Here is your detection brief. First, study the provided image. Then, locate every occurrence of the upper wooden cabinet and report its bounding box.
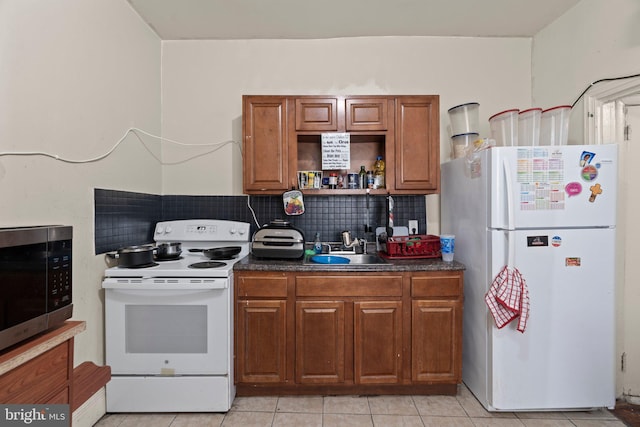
[295,98,338,131]
[395,96,440,192]
[242,95,440,195]
[346,98,388,131]
[242,96,289,192]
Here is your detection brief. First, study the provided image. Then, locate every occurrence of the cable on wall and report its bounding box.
[246,195,261,229]
[571,72,640,108]
[0,127,242,164]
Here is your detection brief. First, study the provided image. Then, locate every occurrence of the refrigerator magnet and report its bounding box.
[565,257,581,267]
[581,164,598,181]
[551,236,562,247]
[527,236,548,247]
[580,151,595,166]
[565,182,582,197]
[589,183,603,202]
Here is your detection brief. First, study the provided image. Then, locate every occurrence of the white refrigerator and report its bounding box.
[441,144,617,411]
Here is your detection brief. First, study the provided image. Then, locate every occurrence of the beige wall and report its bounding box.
[0,0,161,370]
[532,0,640,401]
[161,36,532,231]
[161,37,532,193]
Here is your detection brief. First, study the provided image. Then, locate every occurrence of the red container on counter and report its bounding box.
[382,234,441,259]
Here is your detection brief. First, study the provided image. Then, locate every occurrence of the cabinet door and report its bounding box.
[346,98,388,131]
[0,342,70,403]
[295,301,345,384]
[243,96,289,192]
[412,300,462,383]
[236,300,287,383]
[394,96,440,192]
[295,98,338,131]
[354,301,402,384]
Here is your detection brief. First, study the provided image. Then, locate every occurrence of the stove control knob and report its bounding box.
[155,226,164,234]
[229,228,237,235]
[238,229,246,235]
[165,226,173,234]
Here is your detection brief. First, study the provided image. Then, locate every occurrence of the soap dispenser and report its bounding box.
[313,233,323,254]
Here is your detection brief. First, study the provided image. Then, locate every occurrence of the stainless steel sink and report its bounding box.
[304,253,387,265]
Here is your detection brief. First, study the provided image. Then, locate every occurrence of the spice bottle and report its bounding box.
[366,171,375,189]
[329,173,338,189]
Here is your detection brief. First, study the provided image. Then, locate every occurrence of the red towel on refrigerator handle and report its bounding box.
[485,265,530,333]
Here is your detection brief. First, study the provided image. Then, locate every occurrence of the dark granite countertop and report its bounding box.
[234,253,465,273]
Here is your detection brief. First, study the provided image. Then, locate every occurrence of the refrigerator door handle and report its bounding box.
[503,158,515,231]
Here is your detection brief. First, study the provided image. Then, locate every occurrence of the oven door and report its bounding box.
[105,285,229,375]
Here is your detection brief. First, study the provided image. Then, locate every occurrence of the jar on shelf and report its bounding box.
[366,171,375,189]
[373,156,385,189]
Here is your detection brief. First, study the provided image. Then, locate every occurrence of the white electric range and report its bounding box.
[102,219,251,413]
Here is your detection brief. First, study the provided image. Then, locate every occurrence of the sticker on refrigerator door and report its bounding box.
[527,235,548,247]
[581,165,598,181]
[580,151,595,167]
[551,236,562,247]
[565,182,582,197]
[565,257,581,267]
[588,183,603,203]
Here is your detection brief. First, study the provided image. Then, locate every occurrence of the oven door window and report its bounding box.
[125,305,207,354]
[105,289,229,375]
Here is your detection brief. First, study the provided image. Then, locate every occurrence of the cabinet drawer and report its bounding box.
[411,274,462,298]
[296,275,402,297]
[0,342,69,403]
[346,98,388,131]
[237,275,288,298]
[295,98,338,131]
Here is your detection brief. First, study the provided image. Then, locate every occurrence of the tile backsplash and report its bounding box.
[95,188,427,254]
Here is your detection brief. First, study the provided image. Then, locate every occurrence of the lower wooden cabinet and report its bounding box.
[234,270,463,395]
[236,300,288,383]
[354,301,402,385]
[296,301,345,384]
[0,342,70,404]
[411,300,462,383]
[235,273,289,384]
[0,321,87,405]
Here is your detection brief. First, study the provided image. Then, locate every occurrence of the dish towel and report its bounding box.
[485,266,530,333]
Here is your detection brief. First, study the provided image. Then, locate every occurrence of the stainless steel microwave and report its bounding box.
[0,225,73,352]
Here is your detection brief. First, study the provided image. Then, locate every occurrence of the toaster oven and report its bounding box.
[251,219,305,259]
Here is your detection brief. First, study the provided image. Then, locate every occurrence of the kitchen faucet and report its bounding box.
[341,231,367,254]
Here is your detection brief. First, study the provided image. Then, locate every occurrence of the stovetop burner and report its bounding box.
[188,261,228,269]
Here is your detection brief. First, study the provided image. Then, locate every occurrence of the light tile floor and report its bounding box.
[94,385,627,427]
